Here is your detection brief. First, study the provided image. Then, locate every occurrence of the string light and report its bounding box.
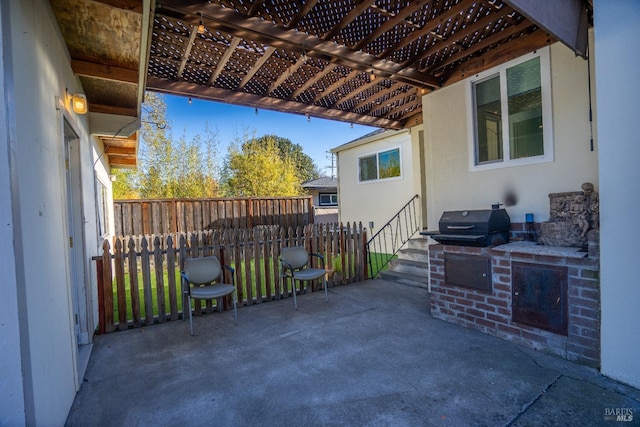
[255,107,259,115]
[306,113,310,123]
[188,94,192,104]
[197,13,205,34]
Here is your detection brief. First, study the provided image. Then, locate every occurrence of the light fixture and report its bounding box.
[188,94,192,104]
[420,88,427,95]
[197,13,205,34]
[306,113,310,123]
[67,91,87,114]
[301,50,308,64]
[369,72,376,82]
[255,107,259,115]
[350,123,354,129]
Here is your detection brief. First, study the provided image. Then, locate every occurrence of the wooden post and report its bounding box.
[96,258,105,335]
[101,240,115,333]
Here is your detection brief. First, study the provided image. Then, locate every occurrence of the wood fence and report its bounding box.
[113,196,314,236]
[94,223,367,334]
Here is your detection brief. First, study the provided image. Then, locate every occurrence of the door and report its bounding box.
[63,121,90,348]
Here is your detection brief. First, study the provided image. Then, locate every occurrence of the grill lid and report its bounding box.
[438,209,511,235]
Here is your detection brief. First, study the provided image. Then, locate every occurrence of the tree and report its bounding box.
[221,137,303,197]
[112,92,220,199]
[243,135,321,183]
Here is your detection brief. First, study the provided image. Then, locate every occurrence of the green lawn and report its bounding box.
[111,253,380,324]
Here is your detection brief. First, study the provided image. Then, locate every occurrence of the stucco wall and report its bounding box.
[0,3,27,424]
[335,129,420,235]
[3,0,103,423]
[422,43,598,229]
[595,0,640,389]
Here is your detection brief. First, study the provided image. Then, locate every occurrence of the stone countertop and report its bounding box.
[492,241,588,259]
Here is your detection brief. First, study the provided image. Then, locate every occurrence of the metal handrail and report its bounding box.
[366,195,420,279]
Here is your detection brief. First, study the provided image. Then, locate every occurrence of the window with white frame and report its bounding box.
[319,193,338,206]
[358,147,401,182]
[470,49,553,170]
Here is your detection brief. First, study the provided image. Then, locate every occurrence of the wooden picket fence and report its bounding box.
[94,222,367,334]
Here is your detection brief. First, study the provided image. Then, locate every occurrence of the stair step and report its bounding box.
[378,270,428,289]
[397,248,429,263]
[407,237,432,251]
[388,258,429,276]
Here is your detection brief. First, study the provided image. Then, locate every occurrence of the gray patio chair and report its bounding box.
[181,256,237,335]
[280,246,332,310]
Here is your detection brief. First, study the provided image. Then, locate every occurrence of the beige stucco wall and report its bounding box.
[1,0,108,423]
[422,42,598,229]
[335,128,422,235]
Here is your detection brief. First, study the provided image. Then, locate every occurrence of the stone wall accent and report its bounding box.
[429,240,600,368]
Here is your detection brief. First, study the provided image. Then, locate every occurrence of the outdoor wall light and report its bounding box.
[67,90,87,114]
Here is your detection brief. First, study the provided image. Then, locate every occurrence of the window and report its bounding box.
[95,178,111,238]
[319,193,338,206]
[470,49,552,169]
[358,148,401,182]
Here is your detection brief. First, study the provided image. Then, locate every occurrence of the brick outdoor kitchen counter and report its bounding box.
[429,230,600,368]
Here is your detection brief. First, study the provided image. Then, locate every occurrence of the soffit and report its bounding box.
[50,0,145,167]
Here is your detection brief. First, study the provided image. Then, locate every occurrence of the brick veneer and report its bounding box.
[429,229,600,368]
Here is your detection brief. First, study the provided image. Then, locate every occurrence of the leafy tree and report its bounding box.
[112,92,220,199]
[243,135,321,183]
[221,137,303,197]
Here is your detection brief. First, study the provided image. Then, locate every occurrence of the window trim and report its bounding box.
[95,176,111,239]
[467,47,554,171]
[319,192,338,206]
[357,146,403,183]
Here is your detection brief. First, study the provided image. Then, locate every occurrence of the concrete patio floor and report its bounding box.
[66,280,640,426]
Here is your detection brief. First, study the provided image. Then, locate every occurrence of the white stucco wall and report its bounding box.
[1,0,105,423]
[0,3,27,424]
[422,42,598,228]
[334,128,421,235]
[595,0,640,389]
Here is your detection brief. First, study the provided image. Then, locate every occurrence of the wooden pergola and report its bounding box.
[50,0,591,166]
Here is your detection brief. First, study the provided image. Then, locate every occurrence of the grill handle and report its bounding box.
[447,225,475,230]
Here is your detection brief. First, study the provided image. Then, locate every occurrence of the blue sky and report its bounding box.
[163,94,377,176]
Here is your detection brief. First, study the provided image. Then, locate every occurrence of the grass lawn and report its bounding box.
[111,253,393,324]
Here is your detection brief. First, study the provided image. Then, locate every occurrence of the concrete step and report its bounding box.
[407,236,432,251]
[388,258,429,276]
[378,270,428,289]
[397,247,429,263]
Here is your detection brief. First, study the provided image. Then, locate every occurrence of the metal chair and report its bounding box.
[280,246,332,309]
[181,256,237,335]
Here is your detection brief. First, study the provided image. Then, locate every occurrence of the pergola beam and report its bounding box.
[238,46,277,90]
[289,63,338,100]
[71,60,138,84]
[157,3,440,88]
[147,76,404,129]
[208,37,241,85]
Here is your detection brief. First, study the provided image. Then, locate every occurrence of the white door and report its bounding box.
[64,121,90,347]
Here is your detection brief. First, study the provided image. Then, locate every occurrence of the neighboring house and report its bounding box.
[302,176,339,224]
[331,127,426,235]
[302,176,338,207]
